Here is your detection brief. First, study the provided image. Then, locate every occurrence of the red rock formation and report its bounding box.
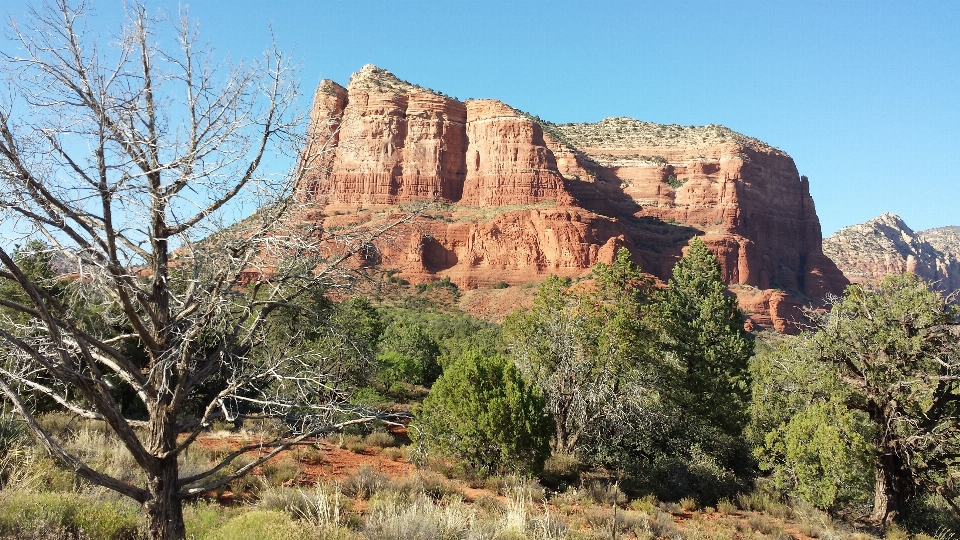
[300,66,849,331]
[304,66,568,211]
[460,100,572,207]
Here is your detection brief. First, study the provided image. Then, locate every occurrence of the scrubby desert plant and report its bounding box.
[0,491,143,540]
[412,350,552,475]
[342,464,388,500]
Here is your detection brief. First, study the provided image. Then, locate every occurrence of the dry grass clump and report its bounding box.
[362,492,475,540]
[342,464,388,500]
[261,456,301,485]
[363,431,398,450]
[256,483,353,528]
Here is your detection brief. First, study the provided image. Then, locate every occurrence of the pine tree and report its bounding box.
[658,238,754,437]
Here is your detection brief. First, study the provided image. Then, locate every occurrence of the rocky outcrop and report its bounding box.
[303,65,568,210]
[823,214,960,295]
[301,65,849,331]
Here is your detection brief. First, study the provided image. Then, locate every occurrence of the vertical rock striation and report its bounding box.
[300,66,849,331]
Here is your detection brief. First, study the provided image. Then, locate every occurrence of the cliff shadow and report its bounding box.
[623,216,705,280]
[560,160,644,219]
[421,235,458,272]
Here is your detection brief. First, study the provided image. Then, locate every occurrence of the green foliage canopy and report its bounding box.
[657,238,754,437]
[412,350,552,475]
[503,248,652,453]
[752,273,960,525]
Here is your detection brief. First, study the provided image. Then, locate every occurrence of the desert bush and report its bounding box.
[583,481,626,507]
[412,350,552,475]
[381,447,404,461]
[342,464,387,500]
[364,431,398,449]
[540,452,580,488]
[418,471,464,501]
[716,498,737,514]
[261,457,300,486]
[205,510,312,540]
[332,433,364,451]
[680,496,698,511]
[747,514,783,536]
[733,486,790,519]
[0,491,143,540]
[790,500,842,540]
[256,484,352,527]
[638,432,752,506]
[661,501,683,515]
[646,510,682,539]
[629,494,659,513]
[474,494,506,515]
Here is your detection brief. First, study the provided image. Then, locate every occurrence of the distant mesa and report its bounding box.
[823,213,960,295]
[299,65,849,332]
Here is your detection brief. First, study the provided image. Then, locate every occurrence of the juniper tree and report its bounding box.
[809,274,960,524]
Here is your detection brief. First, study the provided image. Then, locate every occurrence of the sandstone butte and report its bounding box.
[823,213,960,296]
[297,65,848,333]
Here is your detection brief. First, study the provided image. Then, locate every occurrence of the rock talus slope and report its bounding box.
[823,214,960,295]
[301,65,848,331]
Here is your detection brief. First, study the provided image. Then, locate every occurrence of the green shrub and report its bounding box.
[376,322,441,386]
[666,175,687,189]
[376,351,421,389]
[412,350,552,475]
[0,492,142,540]
[205,510,310,540]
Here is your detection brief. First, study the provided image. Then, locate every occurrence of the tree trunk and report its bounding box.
[144,457,185,540]
[870,453,911,525]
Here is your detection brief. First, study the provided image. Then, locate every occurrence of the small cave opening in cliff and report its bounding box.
[421,235,458,272]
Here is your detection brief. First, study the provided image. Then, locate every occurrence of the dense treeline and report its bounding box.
[3,238,959,535]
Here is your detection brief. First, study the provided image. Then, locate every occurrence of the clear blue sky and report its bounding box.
[4,0,958,236]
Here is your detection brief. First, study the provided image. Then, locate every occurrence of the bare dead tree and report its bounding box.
[0,2,417,538]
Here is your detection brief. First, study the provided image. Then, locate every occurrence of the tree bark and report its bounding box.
[870,452,911,525]
[144,457,185,540]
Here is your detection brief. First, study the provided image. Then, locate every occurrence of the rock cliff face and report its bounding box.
[823,214,960,295]
[301,65,849,331]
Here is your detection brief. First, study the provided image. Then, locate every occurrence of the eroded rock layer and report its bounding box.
[823,214,960,295]
[301,65,849,331]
